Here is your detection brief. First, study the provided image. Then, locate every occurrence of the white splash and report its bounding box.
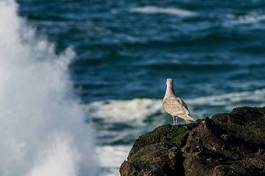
[28,136,80,176]
[0,1,98,176]
[130,6,195,17]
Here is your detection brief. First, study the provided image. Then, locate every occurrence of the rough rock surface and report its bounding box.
[120,107,265,176]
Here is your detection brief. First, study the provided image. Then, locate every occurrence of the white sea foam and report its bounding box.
[130,6,195,17]
[97,145,130,168]
[236,13,265,24]
[188,88,265,106]
[85,98,162,123]
[225,13,265,26]
[96,145,131,176]
[86,88,265,122]
[0,1,98,176]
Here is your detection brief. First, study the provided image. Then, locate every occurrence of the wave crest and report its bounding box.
[86,88,265,122]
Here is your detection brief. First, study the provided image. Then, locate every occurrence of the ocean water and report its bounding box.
[2,0,265,175]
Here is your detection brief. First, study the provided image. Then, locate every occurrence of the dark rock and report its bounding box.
[120,107,265,176]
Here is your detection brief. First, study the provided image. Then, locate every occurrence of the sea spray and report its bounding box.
[0,0,98,176]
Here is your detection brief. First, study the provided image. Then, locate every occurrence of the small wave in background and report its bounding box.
[130,6,196,17]
[0,1,98,176]
[86,88,265,124]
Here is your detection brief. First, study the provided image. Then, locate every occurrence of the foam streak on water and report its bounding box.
[0,1,98,176]
[130,6,195,17]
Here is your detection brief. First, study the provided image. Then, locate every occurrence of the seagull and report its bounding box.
[162,78,195,125]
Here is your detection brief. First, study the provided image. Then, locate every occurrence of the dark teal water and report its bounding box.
[17,0,265,175]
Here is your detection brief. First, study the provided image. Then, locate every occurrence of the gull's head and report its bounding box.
[166,78,173,86]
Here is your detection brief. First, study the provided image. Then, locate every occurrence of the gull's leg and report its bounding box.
[172,116,178,126]
[172,116,175,125]
[184,120,188,129]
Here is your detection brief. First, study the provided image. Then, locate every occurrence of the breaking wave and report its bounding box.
[0,0,98,176]
[86,88,265,122]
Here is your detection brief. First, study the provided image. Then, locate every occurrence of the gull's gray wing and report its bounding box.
[176,97,189,111]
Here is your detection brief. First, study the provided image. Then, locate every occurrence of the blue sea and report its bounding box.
[1,0,265,175]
